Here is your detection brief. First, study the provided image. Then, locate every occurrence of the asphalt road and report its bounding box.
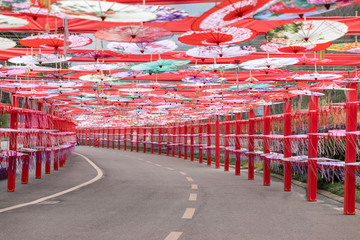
[0,146,360,240]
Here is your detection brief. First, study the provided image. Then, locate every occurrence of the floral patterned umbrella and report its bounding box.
[111,71,149,79]
[8,54,71,64]
[131,59,190,72]
[16,6,75,20]
[0,0,30,12]
[182,77,227,84]
[51,0,157,22]
[6,64,58,72]
[107,40,177,55]
[70,63,128,71]
[266,20,348,45]
[186,45,256,58]
[95,25,173,43]
[290,73,343,81]
[191,0,278,30]
[253,8,330,21]
[178,27,256,46]
[0,69,25,77]
[68,51,122,61]
[190,64,238,71]
[0,37,16,50]
[260,41,331,54]
[327,42,360,53]
[137,5,188,22]
[19,34,92,50]
[0,14,28,28]
[239,58,299,70]
[79,74,120,82]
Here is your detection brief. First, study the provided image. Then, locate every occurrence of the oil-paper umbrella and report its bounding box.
[290,73,343,81]
[137,5,189,22]
[260,41,331,54]
[6,65,58,72]
[70,63,128,71]
[191,0,278,30]
[0,69,26,77]
[51,0,157,22]
[0,14,28,28]
[111,71,149,79]
[239,58,299,70]
[95,25,173,43]
[16,6,75,20]
[0,0,30,12]
[186,45,256,58]
[19,34,92,50]
[107,40,177,55]
[266,20,348,45]
[190,64,238,71]
[182,77,227,84]
[327,43,360,53]
[131,59,190,72]
[8,54,71,64]
[68,51,122,61]
[179,27,256,46]
[253,8,330,21]
[0,37,16,50]
[79,74,120,82]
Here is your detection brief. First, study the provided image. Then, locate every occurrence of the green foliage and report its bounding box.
[0,114,9,128]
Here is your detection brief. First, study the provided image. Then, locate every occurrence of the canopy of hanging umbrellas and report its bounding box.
[0,0,359,128]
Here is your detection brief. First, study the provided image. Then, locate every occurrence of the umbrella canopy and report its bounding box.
[0,0,30,12]
[191,0,278,30]
[19,34,92,50]
[179,27,256,46]
[95,25,173,43]
[0,37,16,50]
[0,14,28,28]
[8,54,71,65]
[190,63,238,71]
[239,57,299,70]
[137,5,188,22]
[70,63,128,71]
[291,73,343,81]
[186,45,256,58]
[51,0,157,22]
[327,42,360,53]
[131,59,190,72]
[107,40,177,55]
[266,20,348,45]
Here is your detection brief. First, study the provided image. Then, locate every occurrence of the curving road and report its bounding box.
[0,146,360,240]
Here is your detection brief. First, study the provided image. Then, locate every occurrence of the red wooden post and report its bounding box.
[248,109,255,180]
[85,128,88,146]
[178,123,182,158]
[307,96,319,200]
[36,102,43,179]
[166,124,170,156]
[198,120,203,164]
[112,128,115,149]
[215,115,220,169]
[224,115,230,171]
[184,122,188,160]
[8,107,18,192]
[344,82,358,215]
[151,126,154,154]
[172,123,176,157]
[129,126,133,151]
[263,105,271,186]
[190,121,194,161]
[124,127,127,151]
[107,127,110,149]
[22,101,32,184]
[136,126,139,152]
[283,98,292,191]
[118,128,121,150]
[206,118,212,166]
[158,126,162,155]
[143,127,147,153]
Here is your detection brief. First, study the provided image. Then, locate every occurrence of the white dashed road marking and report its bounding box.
[165,232,183,240]
[182,208,195,219]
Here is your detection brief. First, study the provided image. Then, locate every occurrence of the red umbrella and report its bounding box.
[94,25,173,43]
[19,34,92,50]
[178,27,256,46]
[278,42,332,53]
[191,0,278,30]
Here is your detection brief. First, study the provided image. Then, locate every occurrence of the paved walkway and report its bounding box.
[0,146,359,240]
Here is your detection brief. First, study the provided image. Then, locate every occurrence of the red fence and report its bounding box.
[77,99,360,215]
